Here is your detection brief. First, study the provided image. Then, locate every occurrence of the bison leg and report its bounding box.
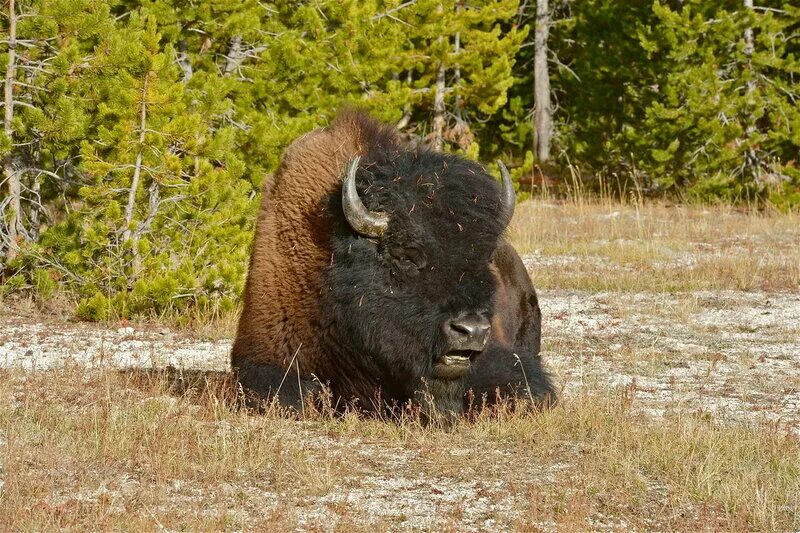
[234,360,322,411]
[465,347,556,410]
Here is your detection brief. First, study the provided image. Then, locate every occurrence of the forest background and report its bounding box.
[1,0,798,319]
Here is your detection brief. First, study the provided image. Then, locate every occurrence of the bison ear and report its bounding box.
[342,155,390,238]
[497,160,516,228]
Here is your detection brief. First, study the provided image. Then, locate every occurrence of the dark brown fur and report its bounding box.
[232,114,364,377]
[465,240,553,408]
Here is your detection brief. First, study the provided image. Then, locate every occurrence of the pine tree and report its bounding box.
[400,0,525,156]
[624,1,800,203]
[21,1,799,314]
[547,0,658,181]
[35,12,253,318]
[1,0,110,267]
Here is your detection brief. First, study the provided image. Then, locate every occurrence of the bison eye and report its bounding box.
[389,246,427,272]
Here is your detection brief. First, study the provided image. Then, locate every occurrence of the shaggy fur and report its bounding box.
[231,110,555,417]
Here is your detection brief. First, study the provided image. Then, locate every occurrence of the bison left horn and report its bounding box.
[342,155,390,238]
[497,160,516,227]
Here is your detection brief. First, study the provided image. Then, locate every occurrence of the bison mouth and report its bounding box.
[432,350,480,379]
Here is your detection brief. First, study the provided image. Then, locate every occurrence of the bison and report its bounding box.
[231,110,555,420]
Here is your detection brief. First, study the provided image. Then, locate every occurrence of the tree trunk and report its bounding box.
[430,3,447,153]
[743,0,754,57]
[397,70,413,131]
[224,36,244,76]
[742,0,758,177]
[122,72,149,277]
[29,138,42,241]
[453,1,463,123]
[3,0,20,261]
[533,0,552,163]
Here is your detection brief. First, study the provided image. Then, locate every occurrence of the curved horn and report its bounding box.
[342,155,389,238]
[497,160,516,226]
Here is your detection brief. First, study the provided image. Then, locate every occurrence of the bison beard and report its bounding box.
[231,110,556,421]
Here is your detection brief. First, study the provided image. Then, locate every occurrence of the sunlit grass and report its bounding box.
[0,367,797,530]
[511,200,800,292]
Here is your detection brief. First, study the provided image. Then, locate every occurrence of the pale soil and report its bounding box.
[0,313,231,372]
[543,289,800,435]
[1,285,799,530]
[2,287,798,434]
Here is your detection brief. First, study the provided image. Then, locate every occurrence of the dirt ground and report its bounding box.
[2,286,798,434]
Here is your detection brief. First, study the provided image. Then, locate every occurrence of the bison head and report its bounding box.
[322,142,515,417]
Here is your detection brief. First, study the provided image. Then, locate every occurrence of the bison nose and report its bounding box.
[445,313,491,352]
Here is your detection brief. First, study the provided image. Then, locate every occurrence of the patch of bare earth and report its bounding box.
[539,289,800,435]
[0,313,230,371]
[2,289,798,433]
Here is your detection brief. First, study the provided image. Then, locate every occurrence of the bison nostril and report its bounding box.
[450,322,472,337]
[445,314,492,351]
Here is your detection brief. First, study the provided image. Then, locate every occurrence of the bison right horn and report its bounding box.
[497,160,516,227]
[342,155,390,238]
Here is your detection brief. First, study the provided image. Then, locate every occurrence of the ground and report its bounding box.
[1,201,798,531]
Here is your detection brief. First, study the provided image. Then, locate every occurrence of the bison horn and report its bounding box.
[497,160,516,226]
[342,155,390,238]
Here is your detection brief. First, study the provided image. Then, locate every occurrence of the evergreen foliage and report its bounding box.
[1,0,798,317]
[628,1,800,203]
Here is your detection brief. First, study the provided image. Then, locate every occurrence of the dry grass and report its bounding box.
[2,199,799,530]
[0,367,798,531]
[510,200,800,292]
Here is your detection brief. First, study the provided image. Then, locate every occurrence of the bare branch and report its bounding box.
[12,79,50,92]
[396,112,411,130]
[372,0,416,22]
[1,100,36,110]
[224,35,244,75]
[122,73,149,244]
[751,5,786,14]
